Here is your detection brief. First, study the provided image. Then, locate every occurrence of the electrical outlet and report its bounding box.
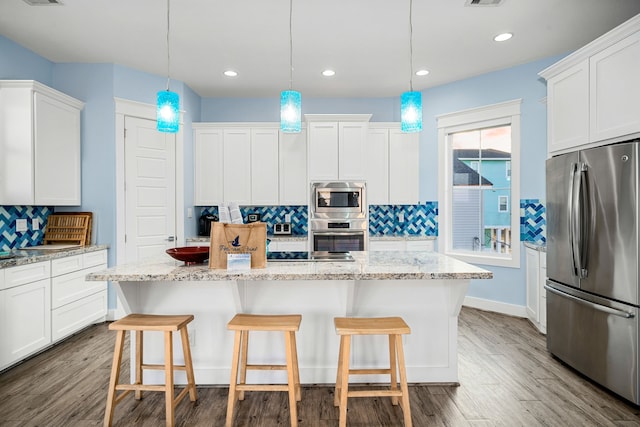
[32,218,40,230]
[285,213,292,223]
[16,218,27,232]
[187,208,193,218]
[188,328,196,347]
[398,212,405,223]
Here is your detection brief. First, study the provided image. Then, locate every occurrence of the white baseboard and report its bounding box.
[463,296,527,318]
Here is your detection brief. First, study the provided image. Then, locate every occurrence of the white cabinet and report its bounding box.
[369,238,435,252]
[194,124,284,206]
[279,128,307,205]
[540,15,640,155]
[0,80,83,205]
[251,128,279,205]
[545,61,590,154]
[0,261,51,370]
[306,115,371,181]
[589,31,640,142]
[194,127,224,206]
[367,125,420,205]
[50,250,108,342]
[525,246,546,334]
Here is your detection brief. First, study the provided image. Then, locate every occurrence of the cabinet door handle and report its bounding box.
[166,236,175,242]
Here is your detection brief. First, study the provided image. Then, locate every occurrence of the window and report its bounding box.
[437,99,521,268]
[498,195,508,212]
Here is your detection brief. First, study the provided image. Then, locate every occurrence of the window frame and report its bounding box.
[437,99,521,268]
[498,195,509,212]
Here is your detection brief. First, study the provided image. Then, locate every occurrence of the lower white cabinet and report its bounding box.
[0,249,108,371]
[369,238,435,252]
[51,250,108,342]
[0,261,51,370]
[525,246,547,334]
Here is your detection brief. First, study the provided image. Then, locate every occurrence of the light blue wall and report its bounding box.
[0,35,53,84]
[419,55,564,305]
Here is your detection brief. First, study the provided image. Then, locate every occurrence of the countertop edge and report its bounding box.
[0,245,109,269]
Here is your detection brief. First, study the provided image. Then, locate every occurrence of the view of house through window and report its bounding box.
[450,125,512,255]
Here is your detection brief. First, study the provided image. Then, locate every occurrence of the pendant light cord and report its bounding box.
[166,0,171,91]
[408,0,414,92]
[289,0,293,90]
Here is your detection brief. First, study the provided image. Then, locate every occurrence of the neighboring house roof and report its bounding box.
[453,159,493,186]
[455,149,511,160]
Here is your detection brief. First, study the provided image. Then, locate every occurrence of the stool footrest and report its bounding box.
[141,363,188,371]
[348,389,404,398]
[349,368,391,375]
[116,384,167,393]
[246,364,287,371]
[236,384,290,392]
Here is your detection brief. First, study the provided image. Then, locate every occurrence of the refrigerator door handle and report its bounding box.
[569,163,580,276]
[577,163,590,278]
[544,285,635,318]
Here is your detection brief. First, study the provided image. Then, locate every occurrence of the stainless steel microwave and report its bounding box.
[310,181,366,218]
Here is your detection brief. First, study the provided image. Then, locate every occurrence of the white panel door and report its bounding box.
[590,31,640,142]
[194,127,224,206]
[338,122,367,180]
[251,128,279,205]
[124,116,176,263]
[366,128,389,204]
[279,129,307,205]
[308,122,339,181]
[223,128,251,204]
[389,129,419,204]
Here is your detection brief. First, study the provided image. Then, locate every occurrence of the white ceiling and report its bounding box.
[1,0,640,98]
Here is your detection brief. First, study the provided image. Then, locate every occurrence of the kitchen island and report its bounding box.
[87,251,491,385]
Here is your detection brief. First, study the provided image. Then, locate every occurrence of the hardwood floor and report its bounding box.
[2,307,640,426]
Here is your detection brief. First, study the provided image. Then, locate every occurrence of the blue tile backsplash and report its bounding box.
[201,206,309,235]
[0,206,53,251]
[369,203,438,236]
[520,199,546,244]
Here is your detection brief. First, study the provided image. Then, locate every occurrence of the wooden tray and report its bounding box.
[43,212,92,246]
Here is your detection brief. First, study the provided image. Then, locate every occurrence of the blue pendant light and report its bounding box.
[280,0,301,133]
[401,0,422,133]
[157,0,179,133]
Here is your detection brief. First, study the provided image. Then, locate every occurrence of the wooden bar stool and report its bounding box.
[226,313,302,427]
[334,316,412,427]
[103,314,198,427]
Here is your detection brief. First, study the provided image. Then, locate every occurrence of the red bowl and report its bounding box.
[166,246,210,265]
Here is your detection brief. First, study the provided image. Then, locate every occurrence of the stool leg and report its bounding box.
[334,335,345,407]
[290,331,301,402]
[284,331,298,427]
[396,334,412,427]
[180,326,198,402]
[338,335,351,427]
[238,330,249,401]
[104,330,125,427]
[135,330,143,400]
[389,334,399,406]
[226,330,242,427]
[164,331,175,427]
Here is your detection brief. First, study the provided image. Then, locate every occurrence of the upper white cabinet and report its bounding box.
[540,15,640,155]
[367,124,419,205]
[306,114,371,181]
[0,80,83,205]
[589,31,640,143]
[193,123,282,206]
[279,128,307,205]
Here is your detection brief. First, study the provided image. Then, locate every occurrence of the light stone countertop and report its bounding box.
[187,235,437,243]
[523,242,547,252]
[86,250,491,282]
[0,245,109,269]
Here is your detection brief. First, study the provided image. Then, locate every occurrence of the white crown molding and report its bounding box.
[304,114,372,122]
[0,79,84,109]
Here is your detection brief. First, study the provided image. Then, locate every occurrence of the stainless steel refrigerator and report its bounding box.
[546,140,640,405]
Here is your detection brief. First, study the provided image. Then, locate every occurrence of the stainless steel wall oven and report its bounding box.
[309,181,368,251]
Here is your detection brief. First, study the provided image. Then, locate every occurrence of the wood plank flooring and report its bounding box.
[1,307,640,426]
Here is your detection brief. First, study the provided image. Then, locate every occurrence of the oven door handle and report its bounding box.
[312,231,364,236]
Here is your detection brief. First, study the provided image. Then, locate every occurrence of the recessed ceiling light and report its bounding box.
[493,32,513,42]
[223,70,238,77]
[415,69,430,76]
[322,69,336,77]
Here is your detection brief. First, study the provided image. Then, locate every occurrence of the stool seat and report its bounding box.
[226,313,302,427]
[334,316,412,427]
[104,313,197,427]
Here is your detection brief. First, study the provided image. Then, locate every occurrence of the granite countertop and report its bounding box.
[523,242,547,252]
[86,250,491,282]
[0,245,109,269]
[187,235,437,243]
[369,235,437,241]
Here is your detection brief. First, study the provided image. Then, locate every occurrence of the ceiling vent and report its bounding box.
[465,0,505,6]
[23,0,64,5]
